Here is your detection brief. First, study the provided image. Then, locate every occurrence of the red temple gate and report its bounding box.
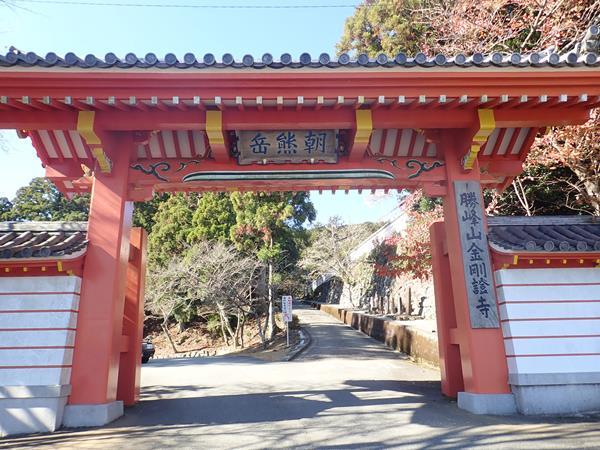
[0,48,599,433]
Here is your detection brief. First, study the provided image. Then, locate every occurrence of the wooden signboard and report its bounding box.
[454,181,500,329]
[237,130,338,165]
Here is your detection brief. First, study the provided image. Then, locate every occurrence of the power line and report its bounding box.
[8,0,359,8]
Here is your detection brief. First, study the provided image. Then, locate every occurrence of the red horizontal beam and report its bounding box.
[124,156,465,197]
[0,106,590,132]
[1,108,478,130]
[2,70,600,98]
[494,108,590,127]
[128,156,447,185]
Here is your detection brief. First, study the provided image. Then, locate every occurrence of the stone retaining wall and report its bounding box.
[313,303,439,368]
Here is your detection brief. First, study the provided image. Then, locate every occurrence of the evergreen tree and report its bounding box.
[132,192,170,231]
[337,0,433,57]
[8,177,89,221]
[0,197,12,221]
[230,191,315,338]
[188,193,236,244]
[147,193,198,267]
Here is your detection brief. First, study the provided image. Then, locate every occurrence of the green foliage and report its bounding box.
[7,177,89,221]
[4,177,170,229]
[415,195,443,213]
[230,191,315,266]
[133,193,170,231]
[0,197,12,221]
[337,0,435,56]
[206,314,222,338]
[188,193,236,244]
[173,301,197,325]
[144,190,315,320]
[147,193,198,267]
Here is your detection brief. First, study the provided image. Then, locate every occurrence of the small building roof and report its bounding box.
[0,222,88,260]
[488,216,600,254]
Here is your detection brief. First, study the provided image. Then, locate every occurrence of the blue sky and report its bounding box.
[0,0,399,224]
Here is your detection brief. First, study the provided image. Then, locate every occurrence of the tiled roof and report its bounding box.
[1,50,598,70]
[0,222,88,260]
[487,216,600,253]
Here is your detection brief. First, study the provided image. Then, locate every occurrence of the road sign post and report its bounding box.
[281,295,293,347]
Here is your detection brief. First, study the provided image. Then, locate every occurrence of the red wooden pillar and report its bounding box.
[64,133,134,426]
[438,130,515,414]
[117,227,148,406]
[430,221,464,398]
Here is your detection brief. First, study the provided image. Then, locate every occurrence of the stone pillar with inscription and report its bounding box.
[439,131,516,414]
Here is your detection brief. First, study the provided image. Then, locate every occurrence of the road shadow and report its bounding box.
[4,378,600,449]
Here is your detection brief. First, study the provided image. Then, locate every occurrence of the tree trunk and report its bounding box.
[256,312,267,349]
[239,313,246,348]
[161,322,178,354]
[512,177,533,216]
[578,173,600,216]
[267,236,275,340]
[345,282,355,308]
[219,318,229,346]
[233,311,243,348]
[217,302,235,347]
[216,306,229,346]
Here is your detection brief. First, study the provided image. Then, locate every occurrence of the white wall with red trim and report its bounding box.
[495,267,600,414]
[0,276,80,436]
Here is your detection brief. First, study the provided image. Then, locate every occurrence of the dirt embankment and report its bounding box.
[144,315,301,360]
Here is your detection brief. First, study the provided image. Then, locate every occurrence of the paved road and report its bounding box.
[3,305,600,449]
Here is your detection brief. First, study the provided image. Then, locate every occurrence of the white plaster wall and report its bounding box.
[505,336,600,356]
[0,368,72,386]
[495,268,600,378]
[0,330,75,347]
[501,319,600,337]
[0,276,80,387]
[0,294,79,311]
[0,276,81,293]
[0,311,78,329]
[500,302,600,320]
[507,355,600,374]
[0,275,81,436]
[0,349,74,366]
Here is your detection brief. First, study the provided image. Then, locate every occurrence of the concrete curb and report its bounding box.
[152,350,213,360]
[313,302,440,368]
[285,327,312,361]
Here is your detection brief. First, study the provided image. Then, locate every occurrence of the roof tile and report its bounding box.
[1,50,598,70]
[0,222,88,260]
[488,216,600,253]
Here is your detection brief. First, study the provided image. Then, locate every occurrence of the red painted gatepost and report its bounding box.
[0,47,600,433]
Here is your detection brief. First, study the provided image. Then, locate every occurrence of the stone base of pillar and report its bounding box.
[62,400,123,427]
[457,392,517,415]
[512,383,600,415]
[0,385,70,437]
